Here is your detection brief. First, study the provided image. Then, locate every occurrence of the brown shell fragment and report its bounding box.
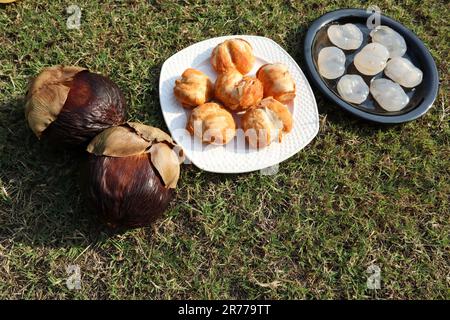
[149,143,181,189]
[86,125,150,157]
[25,65,128,147]
[86,122,183,188]
[86,153,174,229]
[42,70,127,146]
[25,65,85,137]
[127,122,174,146]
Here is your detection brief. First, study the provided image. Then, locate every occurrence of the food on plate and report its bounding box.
[241,97,293,149]
[214,69,263,111]
[186,102,236,145]
[85,122,184,229]
[354,43,390,75]
[327,23,363,50]
[25,65,127,147]
[173,68,214,108]
[210,38,255,74]
[370,78,410,111]
[317,46,346,79]
[256,63,296,103]
[370,25,407,58]
[337,74,369,104]
[384,57,423,88]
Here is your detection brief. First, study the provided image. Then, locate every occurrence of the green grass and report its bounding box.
[0,0,449,299]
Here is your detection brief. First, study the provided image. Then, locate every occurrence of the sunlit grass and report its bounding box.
[0,0,448,299]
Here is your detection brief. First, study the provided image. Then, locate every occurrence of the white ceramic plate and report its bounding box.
[159,35,319,173]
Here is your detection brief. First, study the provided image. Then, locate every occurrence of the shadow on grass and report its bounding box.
[0,98,112,249]
[142,63,167,128]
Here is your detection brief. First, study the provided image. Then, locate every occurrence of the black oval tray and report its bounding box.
[303,9,439,123]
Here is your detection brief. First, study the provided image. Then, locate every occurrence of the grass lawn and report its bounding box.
[0,0,449,299]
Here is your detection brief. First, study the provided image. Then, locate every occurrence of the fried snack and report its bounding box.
[174,68,214,108]
[186,102,236,145]
[241,97,293,148]
[256,63,296,103]
[214,69,263,111]
[211,39,255,74]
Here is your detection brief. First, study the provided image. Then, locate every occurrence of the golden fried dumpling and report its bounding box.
[210,39,255,74]
[256,63,296,103]
[174,68,214,108]
[214,69,263,111]
[186,102,236,145]
[241,97,293,149]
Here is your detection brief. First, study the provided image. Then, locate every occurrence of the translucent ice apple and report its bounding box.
[318,46,346,79]
[354,43,390,76]
[370,78,410,111]
[384,57,423,88]
[327,23,363,50]
[370,25,407,58]
[337,74,369,104]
